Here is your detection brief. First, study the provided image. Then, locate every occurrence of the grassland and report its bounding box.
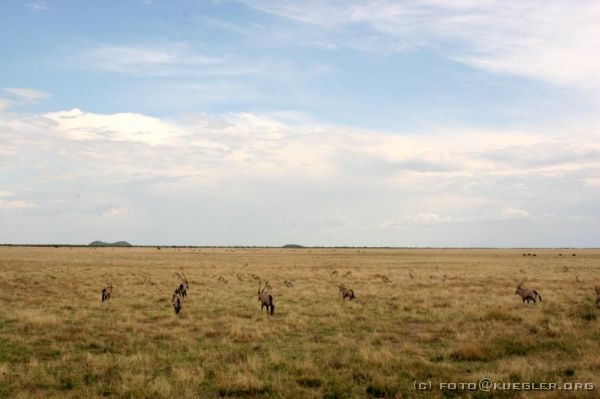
[0,247,599,398]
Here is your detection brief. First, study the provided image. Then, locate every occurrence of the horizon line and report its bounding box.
[0,243,597,250]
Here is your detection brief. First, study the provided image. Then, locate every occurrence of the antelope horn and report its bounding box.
[518,277,527,288]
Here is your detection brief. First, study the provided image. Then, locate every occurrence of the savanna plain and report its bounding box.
[0,246,599,398]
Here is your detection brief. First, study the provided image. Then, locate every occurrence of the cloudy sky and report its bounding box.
[1,0,599,247]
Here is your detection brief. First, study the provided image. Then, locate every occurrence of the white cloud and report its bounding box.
[2,107,599,245]
[43,108,187,145]
[83,43,215,73]
[499,207,531,220]
[74,43,253,78]
[242,0,600,89]
[0,98,12,110]
[382,207,534,229]
[0,145,17,156]
[27,2,48,12]
[0,191,35,210]
[0,200,36,210]
[5,107,599,185]
[584,178,600,187]
[384,213,454,227]
[100,207,121,218]
[3,88,50,104]
[410,213,453,224]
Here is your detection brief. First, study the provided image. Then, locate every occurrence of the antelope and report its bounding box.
[172,292,182,314]
[595,287,600,308]
[258,280,275,315]
[338,282,356,301]
[173,271,189,299]
[236,273,244,281]
[515,278,542,304]
[375,274,391,284]
[101,281,113,302]
[284,280,294,288]
[252,274,260,281]
[575,275,582,283]
[331,270,338,276]
[343,270,352,278]
[217,276,228,284]
[408,271,414,280]
[442,274,447,283]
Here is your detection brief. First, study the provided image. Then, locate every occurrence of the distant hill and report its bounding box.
[89,241,132,247]
[282,244,304,248]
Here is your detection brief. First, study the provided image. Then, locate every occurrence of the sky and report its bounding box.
[1,0,599,247]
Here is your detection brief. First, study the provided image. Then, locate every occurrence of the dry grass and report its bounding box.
[0,246,599,398]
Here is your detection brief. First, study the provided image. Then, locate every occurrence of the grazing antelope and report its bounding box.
[343,270,352,278]
[101,281,113,302]
[595,287,600,308]
[331,270,338,276]
[515,278,542,304]
[173,271,189,299]
[217,276,228,284]
[172,292,182,314]
[284,280,294,288]
[338,282,356,301]
[258,280,275,315]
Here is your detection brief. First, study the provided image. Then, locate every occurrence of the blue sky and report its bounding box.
[1,0,599,246]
